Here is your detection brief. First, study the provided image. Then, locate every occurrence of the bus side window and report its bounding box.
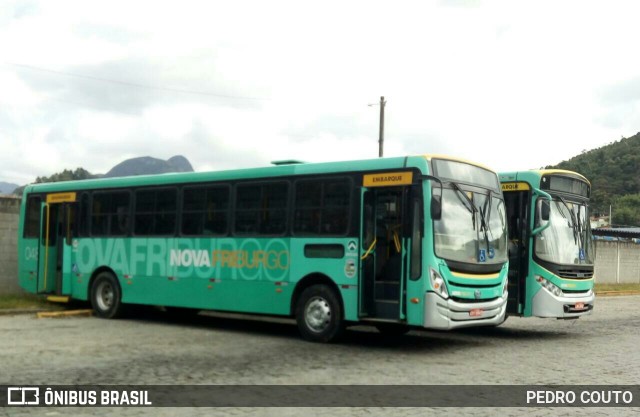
[78,193,90,237]
[234,182,288,236]
[23,195,42,238]
[293,177,351,236]
[134,188,176,236]
[92,191,131,236]
[181,185,230,236]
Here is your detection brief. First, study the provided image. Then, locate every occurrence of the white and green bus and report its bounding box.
[500,169,595,319]
[18,155,509,342]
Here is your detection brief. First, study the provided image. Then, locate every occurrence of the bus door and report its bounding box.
[502,186,530,315]
[359,180,413,321]
[37,193,77,295]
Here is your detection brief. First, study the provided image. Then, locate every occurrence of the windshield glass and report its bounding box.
[534,198,594,265]
[434,186,508,266]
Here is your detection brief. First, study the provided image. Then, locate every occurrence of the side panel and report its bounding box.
[73,237,360,318]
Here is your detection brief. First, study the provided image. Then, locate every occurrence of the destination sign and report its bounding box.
[46,192,77,203]
[501,182,531,192]
[363,172,413,187]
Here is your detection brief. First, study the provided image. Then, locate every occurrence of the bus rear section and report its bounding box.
[500,170,595,319]
[18,192,78,298]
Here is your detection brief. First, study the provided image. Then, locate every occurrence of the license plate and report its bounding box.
[575,302,585,310]
[469,309,483,317]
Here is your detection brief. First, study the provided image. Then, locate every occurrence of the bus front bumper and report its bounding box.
[423,292,508,330]
[531,289,595,318]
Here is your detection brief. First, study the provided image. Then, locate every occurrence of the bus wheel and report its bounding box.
[375,323,410,337]
[90,272,123,319]
[295,285,343,343]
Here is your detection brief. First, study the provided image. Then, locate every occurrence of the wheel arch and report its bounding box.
[87,266,120,301]
[290,273,344,318]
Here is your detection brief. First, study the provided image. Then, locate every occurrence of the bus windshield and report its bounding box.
[434,185,508,266]
[535,198,594,265]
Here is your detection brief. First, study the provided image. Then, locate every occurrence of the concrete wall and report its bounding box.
[594,240,640,284]
[0,196,22,295]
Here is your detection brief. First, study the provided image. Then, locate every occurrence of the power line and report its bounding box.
[4,62,270,101]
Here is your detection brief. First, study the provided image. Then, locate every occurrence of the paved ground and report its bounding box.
[1,295,639,416]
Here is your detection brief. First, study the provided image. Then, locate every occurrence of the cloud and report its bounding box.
[598,77,640,106]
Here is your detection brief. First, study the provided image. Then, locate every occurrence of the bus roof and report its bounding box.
[23,154,498,195]
[499,169,590,186]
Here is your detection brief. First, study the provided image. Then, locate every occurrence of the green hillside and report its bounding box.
[547,132,640,226]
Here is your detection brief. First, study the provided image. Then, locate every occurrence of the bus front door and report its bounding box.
[359,187,409,321]
[37,195,76,295]
[503,190,530,315]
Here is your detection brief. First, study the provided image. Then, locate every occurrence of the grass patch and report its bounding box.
[0,294,66,310]
[595,283,640,292]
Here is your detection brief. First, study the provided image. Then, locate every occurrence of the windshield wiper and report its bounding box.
[478,190,492,250]
[557,195,582,248]
[450,182,477,229]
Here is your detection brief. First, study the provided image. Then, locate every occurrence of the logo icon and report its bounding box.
[474,290,482,299]
[7,387,40,405]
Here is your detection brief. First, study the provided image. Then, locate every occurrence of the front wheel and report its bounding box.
[90,272,123,319]
[295,285,343,343]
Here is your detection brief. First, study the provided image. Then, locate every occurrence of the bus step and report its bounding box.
[46,295,70,303]
[374,300,399,319]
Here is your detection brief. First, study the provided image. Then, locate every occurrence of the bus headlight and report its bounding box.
[430,268,449,299]
[535,275,564,298]
[503,279,509,297]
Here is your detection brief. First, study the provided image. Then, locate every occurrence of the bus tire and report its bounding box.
[295,284,343,343]
[90,272,123,319]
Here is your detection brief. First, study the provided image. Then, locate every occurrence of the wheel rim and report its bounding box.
[304,296,332,333]
[95,280,114,311]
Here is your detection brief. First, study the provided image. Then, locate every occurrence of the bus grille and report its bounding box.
[557,269,594,280]
[449,296,499,304]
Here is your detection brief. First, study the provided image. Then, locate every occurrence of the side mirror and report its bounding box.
[532,198,551,236]
[420,174,443,221]
[539,199,550,221]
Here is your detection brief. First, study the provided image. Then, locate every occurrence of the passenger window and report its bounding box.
[182,186,229,236]
[294,178,351,235]
[234,182,288,235]
[91,192,131,236]
[134,188,177,236]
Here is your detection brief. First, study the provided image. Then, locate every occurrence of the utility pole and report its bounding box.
[369,96,386,157]
[378,96,386,157]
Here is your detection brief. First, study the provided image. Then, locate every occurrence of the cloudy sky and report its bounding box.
[1,0,639,186]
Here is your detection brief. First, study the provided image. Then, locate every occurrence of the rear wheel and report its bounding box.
[295,285,343,343]
[90,272,123,319]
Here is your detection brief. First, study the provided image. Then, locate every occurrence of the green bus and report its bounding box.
[499,169,595,319]
[18,155,509,342]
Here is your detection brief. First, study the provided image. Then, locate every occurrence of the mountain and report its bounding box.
[547,131,640,222]
[9,155,194,196]
[104,155,194,178]
[0,181,19,195]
